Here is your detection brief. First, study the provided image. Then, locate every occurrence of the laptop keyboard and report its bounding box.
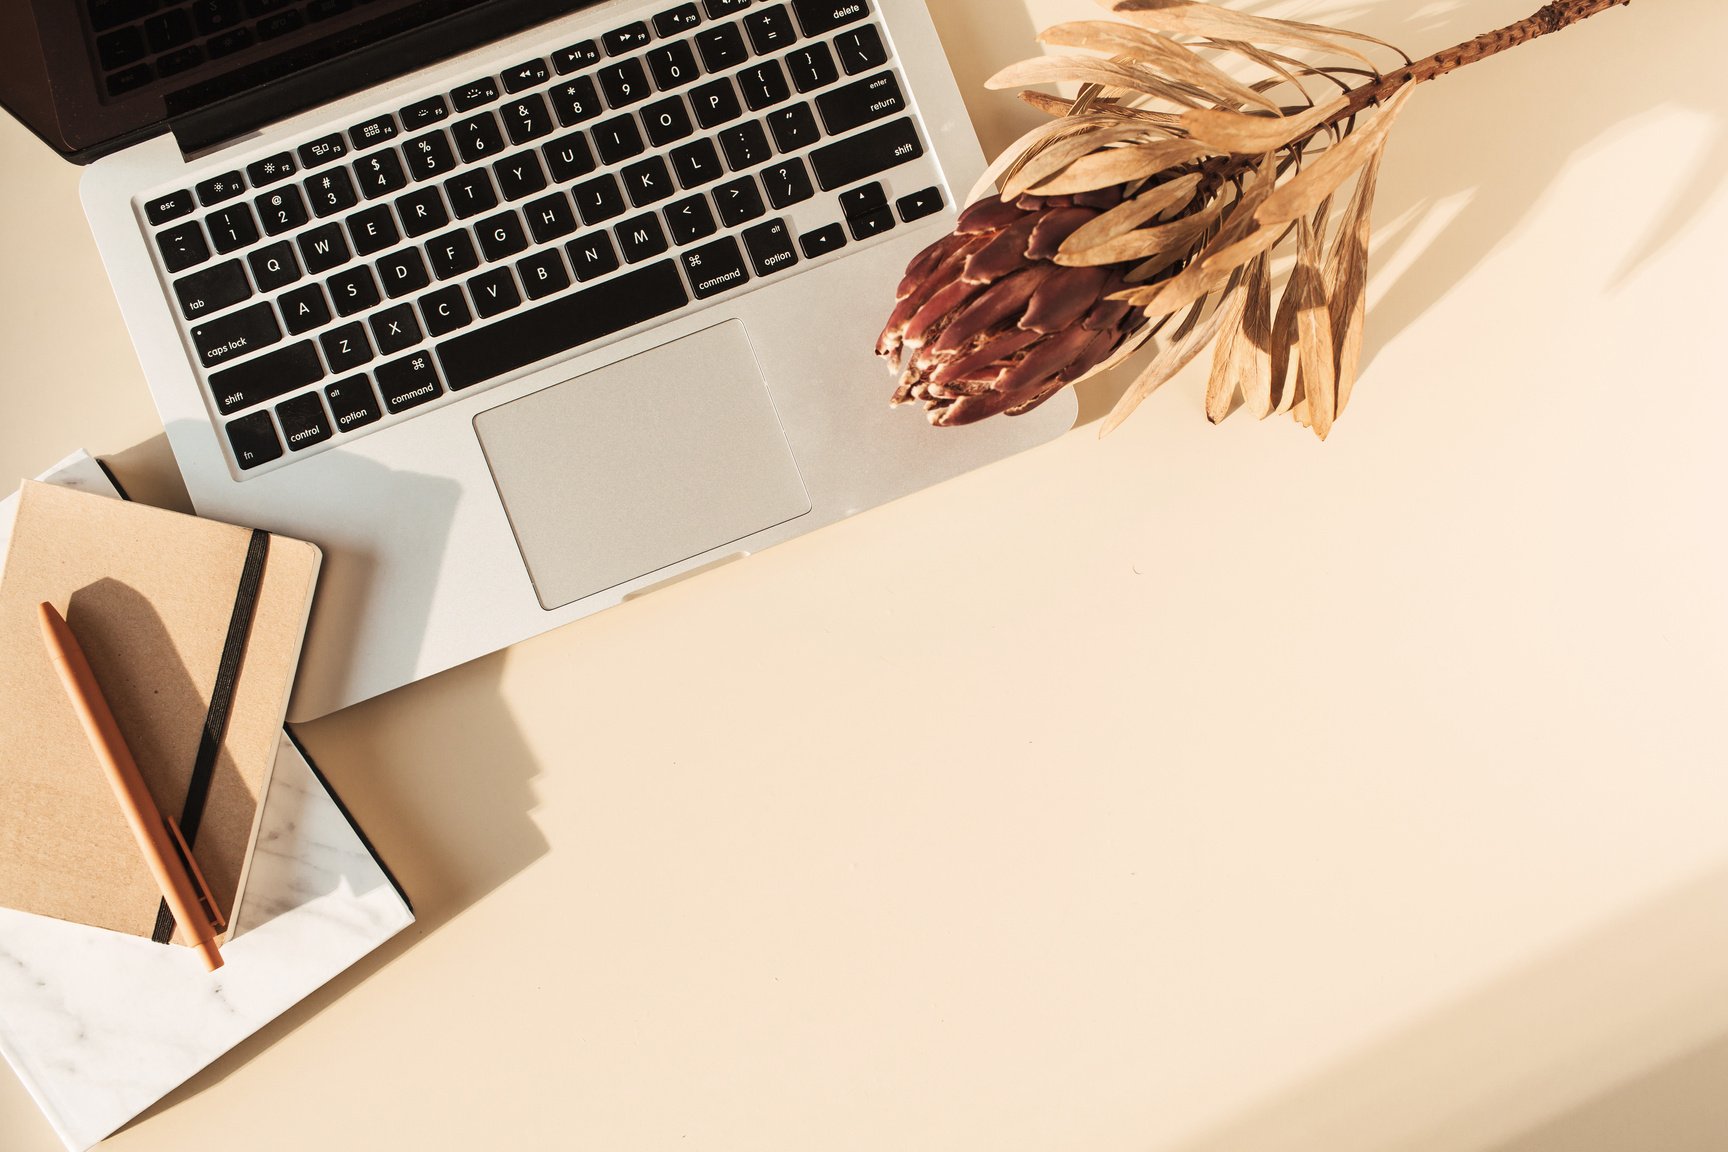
[138,0,946,474]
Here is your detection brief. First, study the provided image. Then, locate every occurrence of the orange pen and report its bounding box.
[37,602,225,971]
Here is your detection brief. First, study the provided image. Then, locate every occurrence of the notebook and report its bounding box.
[47,0,1075,723]
[0,481,320,945]
[0,452,415,1152]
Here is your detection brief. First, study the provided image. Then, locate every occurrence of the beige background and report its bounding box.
[5,0,1728,1148]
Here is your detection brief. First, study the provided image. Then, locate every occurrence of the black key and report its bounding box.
[249,240,301,291]
[257,10,301,38]
[838,180,886,219]
[524,192,579,243]
[704,0,751,16]
[468,268,521,318]
[493,151,548,201]
[320,321,373,372]
[738,60,790,110]
[664,194,716,245]
[348,114,398,150]
[156,220,210,272]
[809,116,920,190]
[146,191,194,226]
[191,300,280,368]
[144,9,194,52]
[211,340,321,415]
[404,131,458,180]
[279,284,331,333]
[368,302,422,354]
[719,121,771,169]
[476,210,530,261]
[566,233,620,282]
[207,204,260,253]
[785,42,837,92]
[419,286,472,336]
[297,222,350,273]
[713,175,766,226]
[551,76,603,126]
[395,185,449,237]
[792,0,869,36]
[592,115,645,164]
[743,4,798,53]
[742,217,798,276]
[543,132,596,183]
[834,24,886,75]
[105,64,154,96]
[615,213,667,264]
[690,77,741,128]
[572,174,627,225]
[517,249,571,299]
[680,234,749,299]
[246,152,297,187]
[768,102,820,152]
[306,168,359,217]
[847,205,893,239]
[647,40,702,91]
[799,221,845,258]
[400,95,450,130]
[326,375,382,431]
[897,185,944,223]
[277,391,335,451]
[226,412,283,469]
[376,352,444,412]
[759,157,813,207]
[554,39,601,74]
[255,185,310,236]
[98,27,147,71]
[502,58,550,93]
[816,69,904,136]
[501,94,553,146]
[427,229,480,279]
[376,248,431,298]
[603,22,651,55]
[156,46,204,77]
[598,58,652,109]
[670,138,723,188]
[437,261,687,391]
[354,148,409,199]
[622,156,675,207]
[642,96,693,146]
[192,0,240,31]
[347,204,399,255]
[452,112,506,163]
[443,169,499,218]
[298,133,348,169]
[326,265,381,316]
[174,259,251,320]
[196,171,246,206]
[92,0,156,32]
[451,78,500,111]
[695,23,748,72]
[654,4,702,36]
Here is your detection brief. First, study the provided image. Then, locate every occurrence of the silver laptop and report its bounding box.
[5,0,1073,720]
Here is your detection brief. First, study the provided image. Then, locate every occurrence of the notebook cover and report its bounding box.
[0,481,321,942]
[0,453,414,1152]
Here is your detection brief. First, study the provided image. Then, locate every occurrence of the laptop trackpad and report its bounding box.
[473,321,811,611]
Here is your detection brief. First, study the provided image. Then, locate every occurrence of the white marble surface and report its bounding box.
[0,458,414,1152]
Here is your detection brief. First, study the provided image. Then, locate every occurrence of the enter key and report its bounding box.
[814,70,905,136]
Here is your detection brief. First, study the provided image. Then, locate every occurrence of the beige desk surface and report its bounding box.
[4,1,1728,1148]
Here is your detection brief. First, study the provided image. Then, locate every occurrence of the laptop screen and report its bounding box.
[1,0,590,160]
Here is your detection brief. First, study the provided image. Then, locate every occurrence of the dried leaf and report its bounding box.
[1291,206,1336,438]
[1039,21,1281,112]
[967,114,1120,206]
[987,55,1218,109]
[1179,94,1347,155]
[1323,133,1391,417]
[1063,187,1223,265]
[1106,0,1395,70]
[1024,139,1208,197]
[1204,268,1249,422]
[1101,296,1230,435]
[1059,172,1204,255]
[1253,84,1414,230]
[1114,151,1279,315]
[1002,123,1165,199]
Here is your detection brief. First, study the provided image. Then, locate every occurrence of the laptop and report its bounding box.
[2,0,1074,721]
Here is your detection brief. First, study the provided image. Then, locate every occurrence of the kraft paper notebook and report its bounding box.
[0,481,320,945]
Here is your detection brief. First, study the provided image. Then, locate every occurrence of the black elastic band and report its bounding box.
[152,528,271,945]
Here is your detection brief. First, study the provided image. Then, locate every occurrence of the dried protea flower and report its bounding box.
[877,0,1633,439]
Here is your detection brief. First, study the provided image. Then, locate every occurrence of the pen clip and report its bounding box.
[163,815,226,933]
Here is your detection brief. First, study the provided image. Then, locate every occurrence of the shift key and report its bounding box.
[191,300,281,369]
[809,116,922,191]
[208,340,324,414]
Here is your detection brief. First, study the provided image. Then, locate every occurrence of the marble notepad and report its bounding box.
[0,453,415,1152]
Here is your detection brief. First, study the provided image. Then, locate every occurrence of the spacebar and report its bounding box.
[435,260,689,392]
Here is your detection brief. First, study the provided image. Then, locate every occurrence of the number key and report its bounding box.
[305,169,359,217]
[501,94,553,145]
[207,203,260,252]
[256,186,309,234]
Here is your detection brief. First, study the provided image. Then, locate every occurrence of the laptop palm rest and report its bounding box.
[473,321,812,611]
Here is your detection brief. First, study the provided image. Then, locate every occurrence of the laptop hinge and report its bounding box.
[169,0,592,159]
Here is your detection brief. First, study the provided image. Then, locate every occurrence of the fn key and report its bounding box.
[226,411,283,470]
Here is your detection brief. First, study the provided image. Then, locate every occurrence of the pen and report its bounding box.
[37,601,225,971]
